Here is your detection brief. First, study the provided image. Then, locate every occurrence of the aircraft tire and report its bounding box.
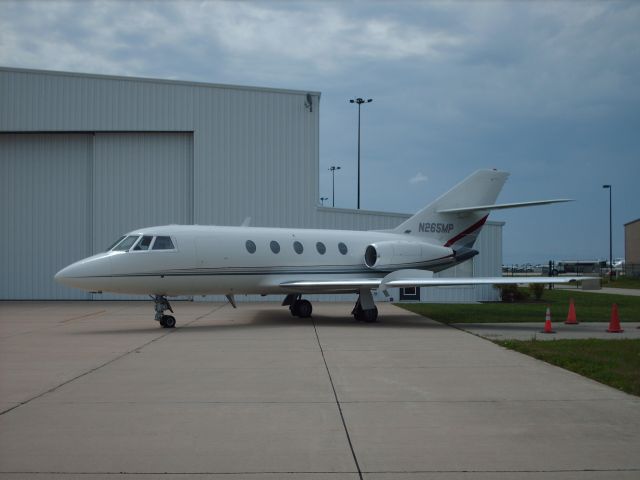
[297,300,312,318]
[162,315,176,328]
[290,303,300,317]
[363,307,378,323]
[353,304,364,321]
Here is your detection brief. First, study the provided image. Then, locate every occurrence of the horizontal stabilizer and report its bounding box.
[437,199,572,214]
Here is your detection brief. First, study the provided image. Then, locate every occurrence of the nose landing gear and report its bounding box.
[153,295,176,328]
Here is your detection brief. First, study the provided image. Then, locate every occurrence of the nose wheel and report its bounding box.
[159,315,176,328]
[153,295,176,328]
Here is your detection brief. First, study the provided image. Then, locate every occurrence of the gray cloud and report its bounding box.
[1,0,638,262]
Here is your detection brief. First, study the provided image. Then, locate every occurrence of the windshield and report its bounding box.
[106,236,126,251]
[111,235,140,252]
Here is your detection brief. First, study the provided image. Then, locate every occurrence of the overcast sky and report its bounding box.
[1,0,638,264]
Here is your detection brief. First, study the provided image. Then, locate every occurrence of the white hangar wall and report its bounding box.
[0,67,502,302]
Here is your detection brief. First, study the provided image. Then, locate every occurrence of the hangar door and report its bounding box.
[0,132,193,300]
[92,132,193,300]
[1,134,92,299]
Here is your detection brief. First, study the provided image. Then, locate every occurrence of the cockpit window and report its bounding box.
[152,236,175,250]
[112,235,140,252]
[106,236,126,251]
[133,235,153,251]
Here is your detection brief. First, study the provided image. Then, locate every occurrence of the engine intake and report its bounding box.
[363,240,453,270]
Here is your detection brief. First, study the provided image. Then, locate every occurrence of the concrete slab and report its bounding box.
[1,301,639,479]
[0,402,355,474]
[344,399,640,473]
[454,322,640,341]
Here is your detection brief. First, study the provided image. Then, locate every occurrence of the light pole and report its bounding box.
[320,197,328,206]
[602,184,613,279]
[349,97,372,209]
[328,166,341,207]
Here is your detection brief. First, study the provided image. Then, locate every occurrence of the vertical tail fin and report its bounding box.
[394,170,509,248]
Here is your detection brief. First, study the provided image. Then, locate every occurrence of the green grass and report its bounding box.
[497,339,640,396]
[602,276,640,289]
[397,288,640,324]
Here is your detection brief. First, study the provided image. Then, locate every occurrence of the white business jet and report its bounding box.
[55,169,581,328]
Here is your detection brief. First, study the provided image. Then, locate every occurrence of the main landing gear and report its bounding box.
[352,289,378,323]
[283,290,379,323]
[282,294,313,318]
[153,295,176,328]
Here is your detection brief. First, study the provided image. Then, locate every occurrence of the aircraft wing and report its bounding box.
[280,269,592,294]
[279,278,382,293]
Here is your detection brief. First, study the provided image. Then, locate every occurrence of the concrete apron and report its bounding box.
[0,301,638,479]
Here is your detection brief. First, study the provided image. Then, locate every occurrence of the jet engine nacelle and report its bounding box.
[363,240,453,270]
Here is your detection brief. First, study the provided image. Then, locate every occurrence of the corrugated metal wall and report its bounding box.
[192,89,319,227]
[0,132,193,299]
[1,134,92,299]
[92,132,193,251]
[0,67,503,302]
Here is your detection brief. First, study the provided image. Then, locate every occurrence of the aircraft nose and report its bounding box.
[54,254,112,291]
[55,264,71,283]
[54,262,83,288]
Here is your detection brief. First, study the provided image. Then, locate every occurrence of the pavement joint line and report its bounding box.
[0,309,105,339]
[11,397,631,405]
[0,472,359,476]
[2,468,638,475]
[358,468,640,473]
[312,316,364,480]
[0,303,226,417]
[59,309,107,323]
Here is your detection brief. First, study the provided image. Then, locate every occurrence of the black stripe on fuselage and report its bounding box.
[70,259,456,279]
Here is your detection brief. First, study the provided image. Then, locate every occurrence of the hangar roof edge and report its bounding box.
[0,66,322,98]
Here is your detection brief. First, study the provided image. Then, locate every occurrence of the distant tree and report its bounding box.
[495,284,529,302]
[529,283,545,301]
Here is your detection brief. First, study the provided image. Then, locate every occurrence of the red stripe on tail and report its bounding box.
[444,215,489,247]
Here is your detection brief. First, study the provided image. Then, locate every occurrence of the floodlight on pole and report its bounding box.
[328,166,341,207]
[320,197,328,206]
[349,97,373,209]
[602,184,613,279]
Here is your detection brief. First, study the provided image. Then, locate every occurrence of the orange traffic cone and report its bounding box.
[565,298,578,325]
[607,304,624,333]
[541,307,556,334]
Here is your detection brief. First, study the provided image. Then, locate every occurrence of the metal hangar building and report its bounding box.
[0,67,503,302]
